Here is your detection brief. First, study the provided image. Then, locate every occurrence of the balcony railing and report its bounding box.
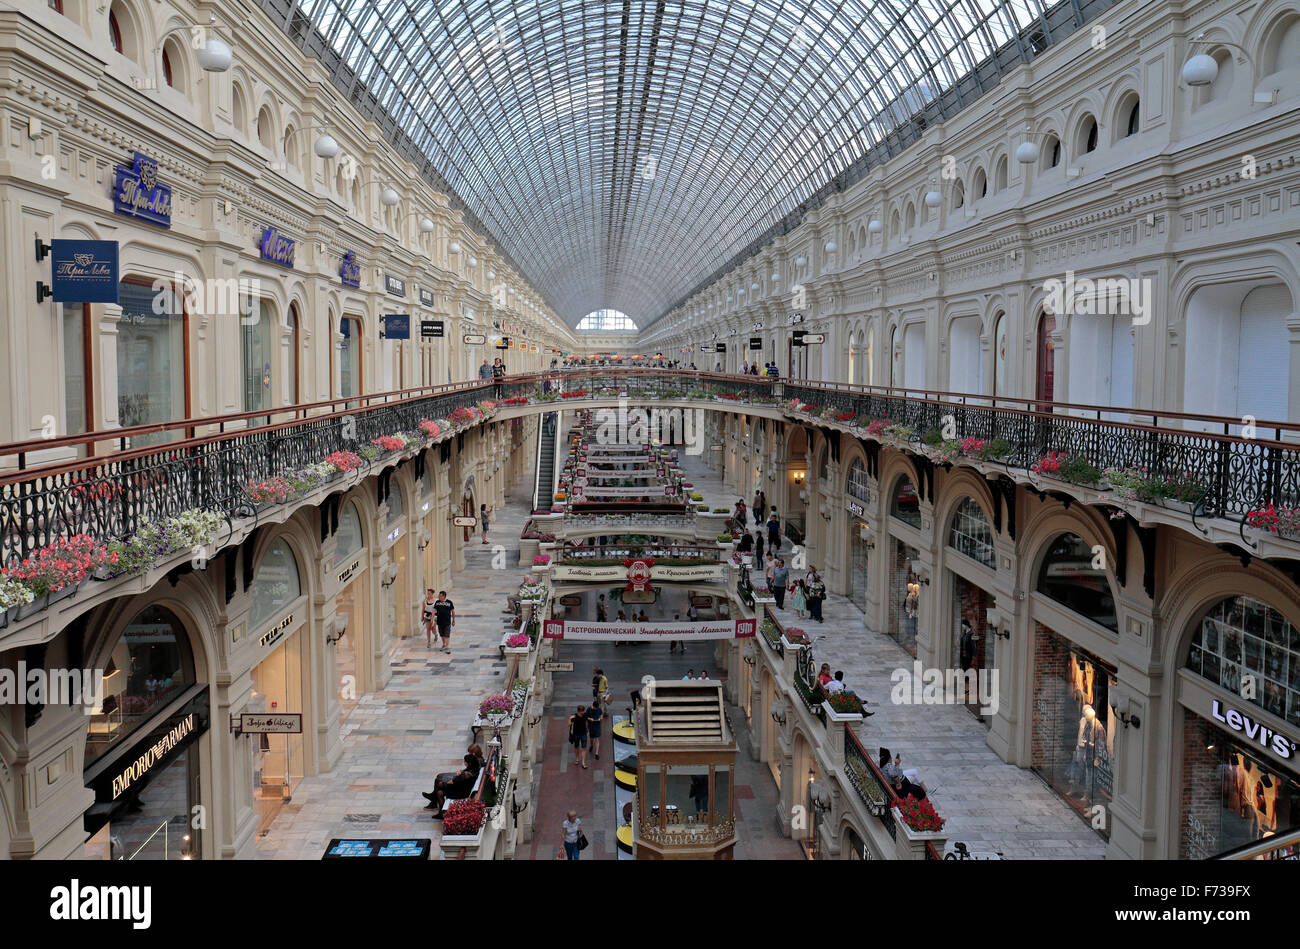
[2,367,1297,572]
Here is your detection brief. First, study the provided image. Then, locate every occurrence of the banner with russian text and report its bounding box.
[544,619,755,641]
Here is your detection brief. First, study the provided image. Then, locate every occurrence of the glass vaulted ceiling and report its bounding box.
[297,0,1060,328]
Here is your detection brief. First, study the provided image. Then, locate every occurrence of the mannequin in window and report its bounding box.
[1067,704,1107,789]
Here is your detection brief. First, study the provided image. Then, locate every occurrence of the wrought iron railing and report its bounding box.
[844,728,898,841]
[3,367,1298,570]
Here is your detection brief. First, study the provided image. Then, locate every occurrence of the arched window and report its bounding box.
[249,539,302,630]
[1123,98,1140,137]
[992,311,1007,397]
[1186,596,1300,728]
[994,156,1008,192]
[257,106,274,150]
[339,316,362,398]
[948,497,995,567]
[1036,533,1117,631]
[951,180,965,210]
[1042,133,1061,170]
[1078,116,1098,153]
[108,6,124,55]
[972,167,987,200]
[1036,311,1057,403]
[904,202,916,230]
[86,605,197,766]
[335,501,364,565]
[889,475,920,528]
[386,482,405,523]
[232,83,248,136]
[287,303,300,403]
[846,459,871,506]
[162,44,175,87]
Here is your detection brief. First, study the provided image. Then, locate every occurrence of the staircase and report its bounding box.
[532,412,559,512]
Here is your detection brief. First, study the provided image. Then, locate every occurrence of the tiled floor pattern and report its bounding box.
[256,471,534,858]
[677,447,1108,859]
[258,412,1105,859]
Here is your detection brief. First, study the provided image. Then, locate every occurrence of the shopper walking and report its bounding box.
[807,568,826,623]
[568,705,590,769]
[772,558,789,610]
[596,593,608,622]
[585,700,605,761]
[479,503,493,545]
[767,510,781,552]
[791,575,807,618]
[592,666,609,702]
[764,551,776,592]
[432,590,455,653]
[420,587,438,648]
[561,811,584,860]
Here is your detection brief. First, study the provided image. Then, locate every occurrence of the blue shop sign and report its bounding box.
[113,152,172,228]
[383,314,411,339]
[260,226,295,268]
[340,251,361,288]
[50,240,119,303]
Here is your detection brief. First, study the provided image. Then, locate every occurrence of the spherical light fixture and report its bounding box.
[196,34,233,72]
[448,240,462,254]
[868,219,883,234]
[1182,52,1219,86]
[751,281,760,291]
[313,134,340,159]
[794,256,807,267]
[924,190,942,208]
[824,240,837,253]
[468,255,478,267]
[487,269,496,280]
[419,217,435,234]
[770,270,780,281]
[380,187,400,207]
[1015,140,1040,165]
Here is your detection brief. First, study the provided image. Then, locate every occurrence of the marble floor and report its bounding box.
[676,445,1108,860]
[257,411,1106,859]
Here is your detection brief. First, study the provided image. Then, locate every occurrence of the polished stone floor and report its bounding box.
[676,446,1108,860]
[258,411,1106,859]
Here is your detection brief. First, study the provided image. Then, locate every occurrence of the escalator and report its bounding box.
[532,412,559,512]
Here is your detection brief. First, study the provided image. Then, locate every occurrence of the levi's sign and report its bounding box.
[1210,698,1297,761]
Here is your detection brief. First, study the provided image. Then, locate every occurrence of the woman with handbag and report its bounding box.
[562,810,587,860]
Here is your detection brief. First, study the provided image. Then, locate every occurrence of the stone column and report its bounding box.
[96,302,123,432]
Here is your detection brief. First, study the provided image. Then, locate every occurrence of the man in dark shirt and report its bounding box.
[584,700,605,760]
[433,591,456,654]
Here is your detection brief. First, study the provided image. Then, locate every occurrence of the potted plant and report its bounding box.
[532,554,551,572]
[0,574,34,628]
[441,798,487,840]
[478,693,514,726]
[5,534,112,615]
[502,631,532,655]
[822,689,866,720]
[893,793,947,851]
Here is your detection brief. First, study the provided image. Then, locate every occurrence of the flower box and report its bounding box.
[779,634,807,651]
[821,701,864,724]
[892,800,948,860]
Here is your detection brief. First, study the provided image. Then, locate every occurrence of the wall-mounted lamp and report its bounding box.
[986,606,1010,640]
[770,697,787,727]
[417,528,432,551]
[380,562,399,588]
[326,612,349,645]
[909,560,931,585]
[1109,691,1141,729]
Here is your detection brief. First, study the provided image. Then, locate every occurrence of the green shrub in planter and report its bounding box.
[980,438,1012,460]
[712,507,730,513]
[922,427,943,445]
[689,492,704,501]
[1058,457,1103,486]
[695,505,709,513]
[716,533,736,543]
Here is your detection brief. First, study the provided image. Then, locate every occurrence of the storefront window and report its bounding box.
[948,497,995,567]
[86,605,196,767]
[951,575,993,725]
[249,539,301,630]
[63,303,88,436]
[887,539,920,656]
[1031,627,1115,836]
[846,459,871,506]
[83,744,201,860]
[1187,596,1300,729]
[340,317,361,398]
[889,475,920,529]
[1180,710,1299,858]
[1036,532,1117,632]
[386,483,405,524]
[242,298,274,423]
[335,501,364,565]
[118,280,185,446]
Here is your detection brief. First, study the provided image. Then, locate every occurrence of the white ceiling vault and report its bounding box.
[285,0,1091,329]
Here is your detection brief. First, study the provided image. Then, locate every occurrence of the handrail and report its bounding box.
[1211,826,1300,860]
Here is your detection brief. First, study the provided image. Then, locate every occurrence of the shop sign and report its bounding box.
[544,618,754,641]
[340,251,361,288]
[259,226,295,268]
[651,563,723,581]
[542,660,574,672]
[421,320,444,338]
[385,274,406,297]
[49,240,119,303]
[418,288,434,307]
[238,713,303,734]
[463,334,486,345]
[452,515,477,528]
[259,612,295,650]
[1210,698,1297,761]
[110,713,195,800]
[749,337,762,350]
[113,152,172,227]
[625,558,654,593]
[382,314,411,339]
[551,564,624,581]
[337,557,362,586]
[848,500,864,517]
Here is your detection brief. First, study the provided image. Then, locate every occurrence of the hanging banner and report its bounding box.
[49,240,119,303]
[551,564,625,581]
[544,619,755,641]
[574,485,668,497]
